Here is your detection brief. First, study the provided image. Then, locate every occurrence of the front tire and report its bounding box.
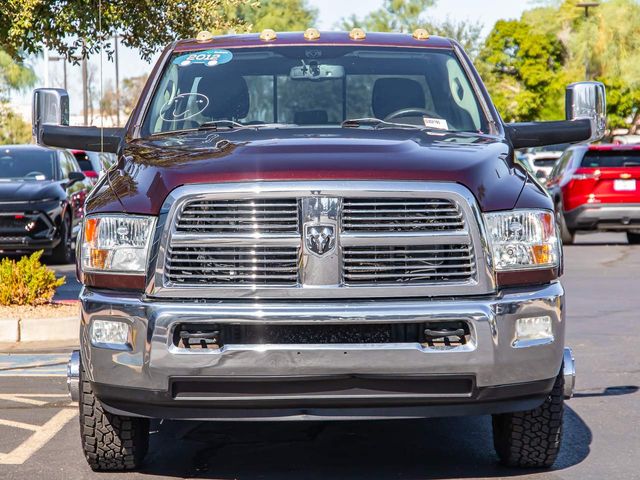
[492,371,564,468]
[49,214,74,264]
[79,369,149,471]
[627,232,640,244]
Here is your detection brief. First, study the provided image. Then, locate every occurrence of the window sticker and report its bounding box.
[422,117,449,130]
[160,93,209,122]
[173,49,233,67]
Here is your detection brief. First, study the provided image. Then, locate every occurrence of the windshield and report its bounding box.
[0,148,56,180]
[582,150,640,168]
[142,46,488,136]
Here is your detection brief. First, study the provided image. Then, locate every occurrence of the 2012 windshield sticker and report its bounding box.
[174,49,233,67]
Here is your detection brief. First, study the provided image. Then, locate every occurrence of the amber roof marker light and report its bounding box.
[259,29,277,41]
[196,30,213,42]
[349,28,366,40]
[412,28,430,40]
[304,28,321,40]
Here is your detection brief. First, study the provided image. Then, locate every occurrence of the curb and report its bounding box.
[0,316,80,343]
[0,319,19,343]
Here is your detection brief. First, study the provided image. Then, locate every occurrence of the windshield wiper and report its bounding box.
[197,120,246,131]
[341,117,449,132]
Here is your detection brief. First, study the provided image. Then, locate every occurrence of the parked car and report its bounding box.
[71,149,116,184]
[547,144,640,244]
[521,144,571,183]
[32,30,606,471]
[0,145,89,263]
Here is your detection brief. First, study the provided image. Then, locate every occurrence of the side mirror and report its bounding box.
[505,81,607,149]
[32,88,69,142]
[566,81,606,143]
[32,88,123,154]
[66,171,86,188]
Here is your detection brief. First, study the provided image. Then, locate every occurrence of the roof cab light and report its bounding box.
[484,210,560,271]
[81,215,156,274]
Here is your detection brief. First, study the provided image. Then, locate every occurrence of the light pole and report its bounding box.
[577,2,600,80]
[47,55,67,91]
[114,33,120,126]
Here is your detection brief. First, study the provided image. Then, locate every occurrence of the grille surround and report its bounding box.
[152,181,494,299]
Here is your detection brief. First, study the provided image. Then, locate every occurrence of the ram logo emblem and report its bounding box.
[305,225,336,256]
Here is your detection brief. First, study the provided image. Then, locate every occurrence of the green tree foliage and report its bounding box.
[340,0,483,60]
[0,105,32,144]
[232,0,318,31]
[0,49,35,144]
[0,251,65,306]
[477,20,566,122]
[0,0,252,62]
[483,0,640,128]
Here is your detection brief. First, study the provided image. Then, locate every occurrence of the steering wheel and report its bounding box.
[384,108,443,122]
[24,171,45,178]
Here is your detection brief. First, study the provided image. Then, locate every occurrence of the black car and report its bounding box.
[0,145,89,263]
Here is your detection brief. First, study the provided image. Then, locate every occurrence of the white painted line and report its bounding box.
[0,394,70,406]
[0,418,39,431]
[0,408,77,465]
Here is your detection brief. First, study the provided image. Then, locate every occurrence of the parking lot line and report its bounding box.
[0,407,76,465]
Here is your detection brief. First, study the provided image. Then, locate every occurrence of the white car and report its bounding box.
[521,144,570,183]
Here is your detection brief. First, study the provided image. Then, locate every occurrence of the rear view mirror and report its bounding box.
[566,81,606,143]
[32,88,69,142]
[290,63,345,80]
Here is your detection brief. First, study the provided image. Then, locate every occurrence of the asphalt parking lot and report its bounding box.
[1,232,639,479]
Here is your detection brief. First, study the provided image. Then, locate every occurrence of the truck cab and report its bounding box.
[33,29,605,471]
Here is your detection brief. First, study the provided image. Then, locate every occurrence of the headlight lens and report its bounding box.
[81,215,155,273]
[484,209,559,271]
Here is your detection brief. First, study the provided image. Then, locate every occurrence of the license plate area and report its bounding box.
[614,179,636,191]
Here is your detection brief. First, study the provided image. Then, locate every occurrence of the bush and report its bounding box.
[0,251,65,306]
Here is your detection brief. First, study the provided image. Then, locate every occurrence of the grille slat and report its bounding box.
[166,246,299,286]
[176,199,299,234]
[342,198,464,232]
[343,244,475,285]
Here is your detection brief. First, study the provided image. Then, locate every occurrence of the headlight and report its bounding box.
[91,319,130,347]
[81,215,156,273]
[484,209,559,271]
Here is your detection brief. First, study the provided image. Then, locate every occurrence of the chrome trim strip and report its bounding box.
[148,181,495,299]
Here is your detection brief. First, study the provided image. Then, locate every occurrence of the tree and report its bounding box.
[0,49,35,144]
[100,74,148,125]
[0,0,252,62]
[232,0,318,32]
[477,19,566,122]
[340,0,483,60]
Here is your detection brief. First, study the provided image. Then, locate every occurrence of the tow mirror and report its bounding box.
[32,88,123,154]
[32,88,69,140]
[566,81,606,143]
[505,81,607,150]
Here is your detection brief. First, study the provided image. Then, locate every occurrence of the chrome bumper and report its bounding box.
[76,282,568,411]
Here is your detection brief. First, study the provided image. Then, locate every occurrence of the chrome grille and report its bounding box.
[343,245,475,284]
[342,198,463,232]
[176,199,299,234]
[166,246,299,285]
[156,182,492,299]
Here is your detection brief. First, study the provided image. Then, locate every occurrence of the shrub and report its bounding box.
[0,251,65,306]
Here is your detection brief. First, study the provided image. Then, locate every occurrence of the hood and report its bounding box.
[0,180,61,203]
[90,128,526,215]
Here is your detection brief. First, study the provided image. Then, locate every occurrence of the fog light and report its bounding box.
[91,320,130,347]
[514,316,553,346]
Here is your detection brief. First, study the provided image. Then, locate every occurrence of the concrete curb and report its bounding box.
[0,316,80,343]
[0,319,19,343]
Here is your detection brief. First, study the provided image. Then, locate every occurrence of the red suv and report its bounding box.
[547,144,640,244]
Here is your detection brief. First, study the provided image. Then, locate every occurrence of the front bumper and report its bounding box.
[0,210,59,253]
[565,203,640,230]
[76,282,568,420]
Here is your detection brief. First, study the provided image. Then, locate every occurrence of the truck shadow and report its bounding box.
[140,406,591,479]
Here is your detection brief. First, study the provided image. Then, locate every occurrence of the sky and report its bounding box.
[13,0,535,118]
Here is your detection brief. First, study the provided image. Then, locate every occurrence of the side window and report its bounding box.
[58,152,73,179]
[549,150,571,181]
[67,152,82,173]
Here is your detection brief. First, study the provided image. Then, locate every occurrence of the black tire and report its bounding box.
[492,371,564,468]
[556,208,575,246]
[79,369,149,471]
[49,214,74,264]
[627,232,640,244]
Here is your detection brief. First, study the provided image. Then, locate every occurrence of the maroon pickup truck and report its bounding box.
[32,29,605,471]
